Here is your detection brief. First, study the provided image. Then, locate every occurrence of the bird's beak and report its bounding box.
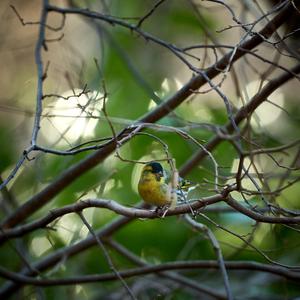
[155,171,163,181]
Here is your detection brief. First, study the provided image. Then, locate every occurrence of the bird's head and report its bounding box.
[141,162,164,181]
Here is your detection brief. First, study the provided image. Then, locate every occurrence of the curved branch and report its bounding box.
[0,260,299,288]
[6,184,300,244]
[0,194,224,242]
[225,196,300,224]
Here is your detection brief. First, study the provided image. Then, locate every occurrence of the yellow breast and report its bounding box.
[138,172,170,207]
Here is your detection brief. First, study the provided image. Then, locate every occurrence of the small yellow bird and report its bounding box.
[138,161,196,208]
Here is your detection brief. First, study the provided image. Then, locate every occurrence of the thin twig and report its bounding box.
[77,212,136,300]
[184,215,233,300]
[136,0,167,28]
[31,0,49,146]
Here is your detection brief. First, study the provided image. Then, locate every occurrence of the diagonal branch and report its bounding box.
[77,212,136,300]
[184,215,233,300]
[179,63,300,176]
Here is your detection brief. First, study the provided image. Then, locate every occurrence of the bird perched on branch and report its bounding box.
[138,161,197,209]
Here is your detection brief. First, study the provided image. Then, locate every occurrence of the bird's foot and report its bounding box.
[155,206,169,218]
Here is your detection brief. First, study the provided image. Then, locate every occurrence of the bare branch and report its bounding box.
[136,0,167,28]
[0,194,225,242]
[1,259,300,288]
[31,0,49,146]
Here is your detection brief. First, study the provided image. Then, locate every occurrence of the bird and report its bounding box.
[138,161,197,209]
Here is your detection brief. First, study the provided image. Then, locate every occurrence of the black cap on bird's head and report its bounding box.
[142,162,164,177]
[147,162,163,174]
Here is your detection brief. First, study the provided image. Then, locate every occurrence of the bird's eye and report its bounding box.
[157,171,163,177]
